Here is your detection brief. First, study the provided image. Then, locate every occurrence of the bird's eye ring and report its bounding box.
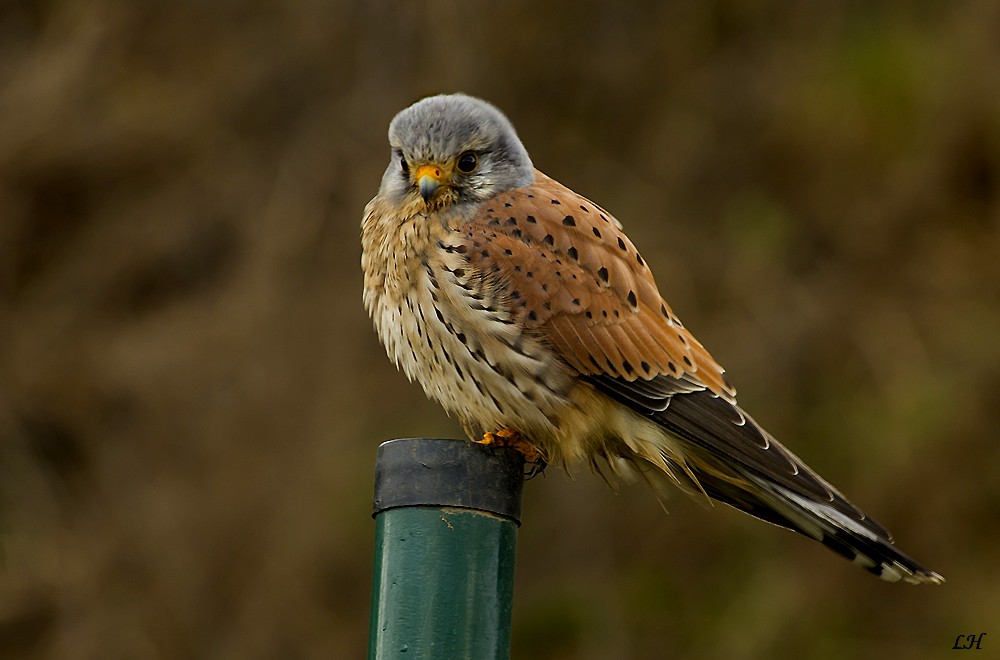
[457,151,478,173]
[400,156,409,174]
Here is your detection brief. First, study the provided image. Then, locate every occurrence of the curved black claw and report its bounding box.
[524,458,547,480]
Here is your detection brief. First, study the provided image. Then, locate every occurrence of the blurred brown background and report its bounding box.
[1,1,998,658]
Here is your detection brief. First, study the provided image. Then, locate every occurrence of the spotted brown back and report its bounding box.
[462,171,736,401]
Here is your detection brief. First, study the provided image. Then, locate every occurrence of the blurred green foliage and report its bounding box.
[1,1,998,658]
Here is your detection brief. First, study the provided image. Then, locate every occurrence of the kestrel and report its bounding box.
[361,93,942,584]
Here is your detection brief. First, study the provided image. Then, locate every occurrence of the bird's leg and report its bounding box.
[478,426,546,476]
[479,426,541,460]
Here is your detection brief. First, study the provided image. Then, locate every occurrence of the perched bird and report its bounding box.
[361,93,943,584]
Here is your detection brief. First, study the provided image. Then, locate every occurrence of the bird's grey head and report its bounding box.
[380,94,535,210]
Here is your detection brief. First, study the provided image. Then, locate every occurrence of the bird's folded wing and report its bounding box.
[462,169,736,401]
[592,378,893,542]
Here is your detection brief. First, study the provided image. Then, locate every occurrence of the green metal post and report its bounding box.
[368,438,525,660]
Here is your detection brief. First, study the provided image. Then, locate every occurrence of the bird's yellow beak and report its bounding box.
[415,164,444,202]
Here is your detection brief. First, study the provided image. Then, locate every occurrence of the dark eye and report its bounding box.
[400,156,409,174]
[457,151,477,173]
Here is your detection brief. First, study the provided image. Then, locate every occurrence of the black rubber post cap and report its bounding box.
[372,438,525,525]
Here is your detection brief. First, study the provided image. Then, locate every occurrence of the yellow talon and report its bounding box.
[479,426,544,463]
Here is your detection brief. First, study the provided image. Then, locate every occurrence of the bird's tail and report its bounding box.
[589,376,943,584]
[682,454,944,585]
